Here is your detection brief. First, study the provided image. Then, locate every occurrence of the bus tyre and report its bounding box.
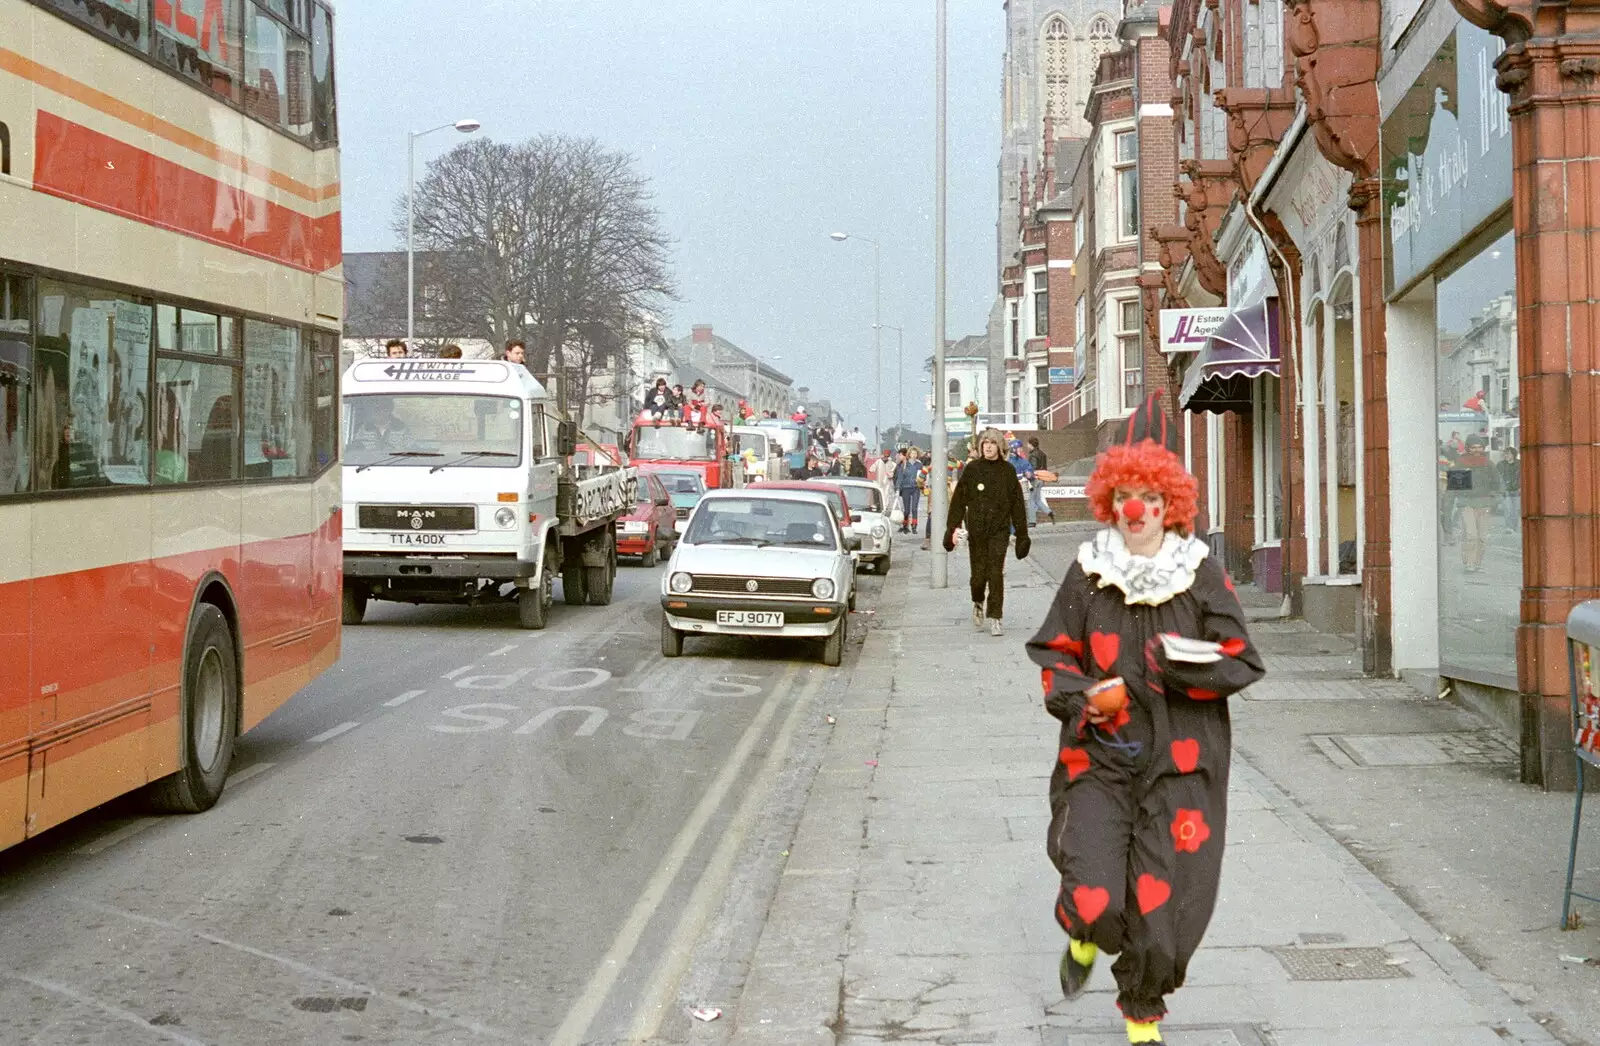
[821,615,847,667]
[148,604,238,814]
[585,536,615,606]
[341,582,368,625]
[661,615,683,657]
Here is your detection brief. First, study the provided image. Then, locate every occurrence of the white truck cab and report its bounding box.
[340,359,637,629]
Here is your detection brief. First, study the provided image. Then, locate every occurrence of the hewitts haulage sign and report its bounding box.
[1382,22,1512,296]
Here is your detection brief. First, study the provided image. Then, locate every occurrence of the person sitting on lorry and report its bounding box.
[645,377,678,423]
[683,380,712,431]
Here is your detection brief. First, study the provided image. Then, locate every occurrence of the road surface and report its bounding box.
[0,562,880,1045]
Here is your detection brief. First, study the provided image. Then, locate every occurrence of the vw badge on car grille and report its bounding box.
[746,580,759,593]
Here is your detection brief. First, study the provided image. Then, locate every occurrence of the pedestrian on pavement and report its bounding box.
[944,428,1030,636]
[868,447,895,499]
[895,446,922,533]
[846,452,868,479]
[1027,436,1055,524]
[1025,394,1265,1044]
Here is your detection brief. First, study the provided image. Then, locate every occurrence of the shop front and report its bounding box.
[1380,8,1518,731]
[1261,124,1363,638]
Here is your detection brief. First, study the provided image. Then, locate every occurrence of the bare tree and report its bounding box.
[395,135,675,376]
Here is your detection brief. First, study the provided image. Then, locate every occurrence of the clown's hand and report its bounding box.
[942,529,956,553]
[1015,533,1031,560]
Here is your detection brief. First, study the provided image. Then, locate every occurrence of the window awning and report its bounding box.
[1179,297,1282,414]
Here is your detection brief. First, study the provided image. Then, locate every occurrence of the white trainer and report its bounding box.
[972,604,984,629]
[989,618,1003,637]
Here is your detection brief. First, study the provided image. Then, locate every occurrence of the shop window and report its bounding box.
[244,319,309,477]
[0,271,32,494]
[152,0,245,103]
[156,357,238,483]
[1436,229,1518,683]
[31,282,153,490]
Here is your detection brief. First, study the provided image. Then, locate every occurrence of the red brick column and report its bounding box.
[1350,180,1392,676]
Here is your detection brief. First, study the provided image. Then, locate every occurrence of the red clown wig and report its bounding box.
[1086,393,1199,535]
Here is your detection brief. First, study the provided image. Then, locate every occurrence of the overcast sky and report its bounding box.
[338,0,1004,432]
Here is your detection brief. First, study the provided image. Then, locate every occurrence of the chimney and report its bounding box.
[691,324,714,344]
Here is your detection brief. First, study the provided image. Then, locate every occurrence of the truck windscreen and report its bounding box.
[343,394,523,468]
[633,424,717,461]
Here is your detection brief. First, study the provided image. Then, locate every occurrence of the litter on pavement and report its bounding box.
[690,1007,723,1022]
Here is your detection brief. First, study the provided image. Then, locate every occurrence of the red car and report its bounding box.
[615,472,678,566]
[758,481,855,532]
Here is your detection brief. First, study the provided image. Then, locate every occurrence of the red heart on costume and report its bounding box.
[1059,747,1091,781]
[1220,636,1247,657]
[1187,687,1220,701]
[1136,874,1172,914]
[1090,632,1120,672]
[1045,632,1084,658]
[1073,885,1111,924]
[1170,738,1200,774]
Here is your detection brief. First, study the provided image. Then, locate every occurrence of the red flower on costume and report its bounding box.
[1171,808,1211,853]
[1059,747,1091,781]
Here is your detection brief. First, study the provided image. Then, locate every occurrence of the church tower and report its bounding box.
[997,0,1122,271]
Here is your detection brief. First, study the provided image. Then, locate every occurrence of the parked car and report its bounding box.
[615,472,678,566]
[660,488,855,666]
[810,476,892,574]
[641,465,708,532]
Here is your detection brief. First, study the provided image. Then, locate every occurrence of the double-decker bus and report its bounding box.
[0,0,342,848]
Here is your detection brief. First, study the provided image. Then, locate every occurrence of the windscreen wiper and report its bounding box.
[354,451,443,473]
[429,451,518,474]
[711,537,773,547]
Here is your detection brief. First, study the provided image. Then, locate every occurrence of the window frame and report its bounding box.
[1116,295,1143,410]
[0,255,338,503]
[1113,129,1139,242]
[1032,270,1049,340]
[22,0,338,148]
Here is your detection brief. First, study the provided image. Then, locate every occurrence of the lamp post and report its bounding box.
[407,118,481,346]
[830,231,882,450]
[879,323,905,445]
[931,0,949,587]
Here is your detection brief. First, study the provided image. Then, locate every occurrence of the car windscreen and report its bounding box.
[343,394,522,468]
[633,424,716,461]
[827,483,881,513]
[655,471,706,495]
[684,497,837,549]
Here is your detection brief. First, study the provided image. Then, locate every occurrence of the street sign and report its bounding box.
[1048,367,1074,385]
[1160,307,1228,354]
[1042,485,1086,499]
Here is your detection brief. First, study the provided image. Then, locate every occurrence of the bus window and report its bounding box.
[155,358,239,484]
[244,320,310,477]
[0,271,32,494]
[311,2,337,144]
[32,281,154,490]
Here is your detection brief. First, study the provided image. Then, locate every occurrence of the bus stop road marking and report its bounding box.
[226,762,276,787]
[384,690,426,708]
[306,722,360,744]
[1,970,209,1046]
[69,899,510,1039]
[486,644,520,658]
[76,818,160,856]
[441,666,474,680]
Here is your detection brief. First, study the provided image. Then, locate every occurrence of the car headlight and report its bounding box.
[670,572,694,594]
[494,507,517,528]
[812,578,835,599]
[871,524,887,539]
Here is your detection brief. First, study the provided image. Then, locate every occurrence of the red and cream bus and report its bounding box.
[0,0,342,848]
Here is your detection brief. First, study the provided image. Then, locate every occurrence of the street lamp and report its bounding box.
[830,231,882,450]
[879,323,906,445]
[407,118,481,346]
[931,0,949,587]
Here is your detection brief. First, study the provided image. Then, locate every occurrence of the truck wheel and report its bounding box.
[518,572,550,630]
[341,582,367,625]
[585,537,615,606]
[563,553,588,606]
[661,614,684,657]
[147,604,238,813]
[821,614,847,667]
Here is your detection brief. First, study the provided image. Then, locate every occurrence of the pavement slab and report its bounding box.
[722,528,1573,1045]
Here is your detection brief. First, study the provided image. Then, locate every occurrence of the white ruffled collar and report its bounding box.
[1078,528,1208,606]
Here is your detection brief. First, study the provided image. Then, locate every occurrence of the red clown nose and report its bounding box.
[1122,499,1146,522]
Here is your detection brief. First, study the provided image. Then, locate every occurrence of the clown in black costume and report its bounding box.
[1025,395,1264,1044]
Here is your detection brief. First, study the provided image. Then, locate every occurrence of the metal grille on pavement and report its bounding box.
[1267,947,1411,981]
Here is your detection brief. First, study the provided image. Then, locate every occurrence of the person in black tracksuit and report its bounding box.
[943,427,1029,635]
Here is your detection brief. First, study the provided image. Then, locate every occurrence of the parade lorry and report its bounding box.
[340,360,638,629]
[627,412,745,490]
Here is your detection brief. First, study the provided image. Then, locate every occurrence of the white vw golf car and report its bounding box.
[661,488,857,666]
[809,476,893,575]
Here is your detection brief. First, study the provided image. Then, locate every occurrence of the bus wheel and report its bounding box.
[585,534,615,606]
[341,581,368,625]
[148,604,238,814]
